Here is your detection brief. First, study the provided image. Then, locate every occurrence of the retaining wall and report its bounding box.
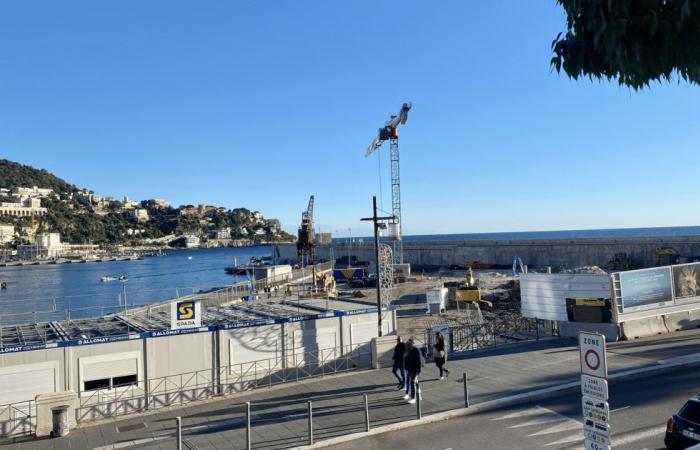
[275,235,700,269]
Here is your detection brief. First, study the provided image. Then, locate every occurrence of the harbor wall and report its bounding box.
[274,235,700,269]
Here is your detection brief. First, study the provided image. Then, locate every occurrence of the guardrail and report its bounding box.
[0,400,35,438]
[413,317,555,357]
[75,342,371,423]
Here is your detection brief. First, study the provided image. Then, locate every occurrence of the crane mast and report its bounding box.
[365,102,411,264]
[297,195,316,267]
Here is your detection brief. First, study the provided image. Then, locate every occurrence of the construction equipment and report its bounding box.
[296,196,316,268]
[365,102,411,264]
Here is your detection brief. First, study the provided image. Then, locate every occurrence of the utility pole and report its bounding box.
[361,196,396,337]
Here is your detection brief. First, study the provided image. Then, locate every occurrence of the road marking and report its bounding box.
[561,425,666,450]
[509,415,568,428]
[94,436,168,450]
[612,425,666,446]
[494,405,585,447]
[610,405,630,413]
[529,419,581,436]
[494,406,551,420]
[544,433,584,446]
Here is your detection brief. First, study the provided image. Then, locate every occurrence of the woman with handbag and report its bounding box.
[433,332,450,380]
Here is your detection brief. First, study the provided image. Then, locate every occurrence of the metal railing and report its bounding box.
[0,261,335,328]
[415,317,555,356]
[0,400,34,438]
[75,342,372,423]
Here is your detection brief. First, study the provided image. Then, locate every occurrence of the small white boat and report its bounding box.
[187,256,193,260]
[100,276,117,282]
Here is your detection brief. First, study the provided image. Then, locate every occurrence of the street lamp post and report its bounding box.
[361,196,395,337]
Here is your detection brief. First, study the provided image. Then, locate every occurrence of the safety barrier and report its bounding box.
[619,316,669,340]
[0,400,35,438]
[75,343,371,423]
[663,309,700,332]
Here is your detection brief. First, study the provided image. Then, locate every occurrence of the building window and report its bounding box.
[113,374,138,388]
[84,378,111,391]
[83,374,138,391]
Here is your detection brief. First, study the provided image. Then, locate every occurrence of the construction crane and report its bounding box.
[365,102,411,264]
[296,195,316,268]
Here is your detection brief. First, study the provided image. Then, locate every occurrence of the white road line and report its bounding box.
[528,419,582,436]
[612,425,666,446]
[494,406,550,420]
[562,425,667,450]
[93,436,168,450]
[509,415,569,429]
[610,405,630,413]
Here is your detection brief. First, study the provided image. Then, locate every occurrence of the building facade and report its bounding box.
[0,197,47,217]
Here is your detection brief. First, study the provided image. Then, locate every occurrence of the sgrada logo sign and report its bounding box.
[171,300,201,330]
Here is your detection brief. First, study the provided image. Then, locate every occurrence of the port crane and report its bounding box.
[365,102,411,264]
[296,195,316,268]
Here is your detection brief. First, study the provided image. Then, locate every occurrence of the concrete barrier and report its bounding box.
[620,316,669,340]
[558,322,620,342]
[372,335,398,369]
[664,310,700,332]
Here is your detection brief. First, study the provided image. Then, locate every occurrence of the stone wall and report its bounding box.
[274,235,700,269]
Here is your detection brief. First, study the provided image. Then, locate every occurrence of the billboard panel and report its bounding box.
[170,300,202,330]
[618,267,673,313]
[673,263,700,304]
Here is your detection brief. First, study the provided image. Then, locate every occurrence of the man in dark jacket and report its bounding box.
[402,338,423,404]
[391,336,406,389]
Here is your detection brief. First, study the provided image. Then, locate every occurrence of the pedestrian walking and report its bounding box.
[403,338,423,404]
[434,332,450,380]
[391,336,406,390]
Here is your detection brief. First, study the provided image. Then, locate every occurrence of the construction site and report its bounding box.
[3,102,700,446]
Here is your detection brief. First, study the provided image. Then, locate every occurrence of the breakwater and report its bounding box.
[274,235,700,269]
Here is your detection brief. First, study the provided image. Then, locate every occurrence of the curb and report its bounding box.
[292,357,700,449]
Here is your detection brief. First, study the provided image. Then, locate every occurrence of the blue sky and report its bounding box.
[1,1,699,236]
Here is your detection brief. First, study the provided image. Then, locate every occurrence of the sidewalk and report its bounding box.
[8,329,700,450]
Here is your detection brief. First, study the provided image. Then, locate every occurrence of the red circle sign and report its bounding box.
[585,349,600,371]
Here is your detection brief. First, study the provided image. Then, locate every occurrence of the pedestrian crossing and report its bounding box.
[492,405,667,449]
[493,406,583,448]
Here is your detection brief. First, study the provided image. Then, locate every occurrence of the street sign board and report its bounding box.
[579,332,607,378]
[170,300,202,331]
[584,438,611,450]
[581,374,608,401]
[582,396,610,424]
[584,419,610,446]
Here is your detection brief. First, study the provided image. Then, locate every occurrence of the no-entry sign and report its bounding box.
[579,332,607,378]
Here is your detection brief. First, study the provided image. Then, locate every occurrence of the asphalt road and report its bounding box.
[328,369,700,450]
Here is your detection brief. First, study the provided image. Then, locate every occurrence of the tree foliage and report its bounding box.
[551,0,700,89]
[0,159,294,245]
[0,159,77,196]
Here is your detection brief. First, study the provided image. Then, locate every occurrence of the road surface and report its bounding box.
[329,369,699,450]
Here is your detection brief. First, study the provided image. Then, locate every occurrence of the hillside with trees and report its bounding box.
[0,159,294,246]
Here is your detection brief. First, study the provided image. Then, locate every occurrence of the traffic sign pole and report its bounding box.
[579,332,610,450]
